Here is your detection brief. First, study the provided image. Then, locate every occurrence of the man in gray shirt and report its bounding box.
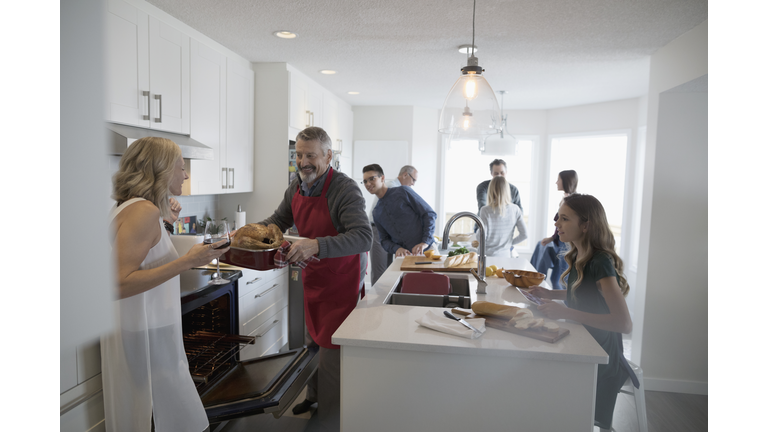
[258,127,371,429]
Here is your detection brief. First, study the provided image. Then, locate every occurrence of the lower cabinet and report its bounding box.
[237,267,289,361]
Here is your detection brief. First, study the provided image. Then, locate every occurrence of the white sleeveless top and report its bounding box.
[101,198,208,432]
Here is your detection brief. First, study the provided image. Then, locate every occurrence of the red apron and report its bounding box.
[291,168,361,349]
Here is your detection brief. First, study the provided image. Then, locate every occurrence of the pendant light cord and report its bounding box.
[471,0,476,57]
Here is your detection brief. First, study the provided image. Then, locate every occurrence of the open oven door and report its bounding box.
[200,346,319,423]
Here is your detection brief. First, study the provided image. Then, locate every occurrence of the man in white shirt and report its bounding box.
[368,165,418,285]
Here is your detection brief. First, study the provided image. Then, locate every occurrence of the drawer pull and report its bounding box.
[246,277,262,285]
[255,319,280,338]
[255,283,280,298]
[154,94,162,123]
[142,91,150,120]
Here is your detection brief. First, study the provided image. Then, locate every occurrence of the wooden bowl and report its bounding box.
[502,269,546,287]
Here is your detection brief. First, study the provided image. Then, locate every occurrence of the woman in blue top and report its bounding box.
[530,193,634,431]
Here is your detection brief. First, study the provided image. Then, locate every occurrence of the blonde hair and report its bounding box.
[487,176,511,217]
[112,137,181,219]
[559,194,629,297]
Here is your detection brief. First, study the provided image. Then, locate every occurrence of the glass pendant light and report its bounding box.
[481,90,517,155]
[438,0,501,140]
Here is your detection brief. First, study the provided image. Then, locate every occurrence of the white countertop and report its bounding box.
[333,256,608,364]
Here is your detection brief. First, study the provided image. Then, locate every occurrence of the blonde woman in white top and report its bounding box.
[104,137,229,432]
[479,176,528,257]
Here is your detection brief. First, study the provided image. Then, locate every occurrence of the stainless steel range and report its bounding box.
[179,267,318,428]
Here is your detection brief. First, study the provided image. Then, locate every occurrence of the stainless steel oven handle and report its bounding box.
[255,283,280,298]
[246,277,262,285]
[254,319,280,338]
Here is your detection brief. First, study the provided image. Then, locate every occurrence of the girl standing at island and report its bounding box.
[530,193,637,431]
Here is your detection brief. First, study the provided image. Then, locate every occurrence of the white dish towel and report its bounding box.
[416,310,486,339]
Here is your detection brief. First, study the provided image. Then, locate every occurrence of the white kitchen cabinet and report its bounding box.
[104,0,190,134]
[290,72,323,130]
[225,59,255,193]
[238,267,289,361]
[188,40,254,195]
[189,39,226,195]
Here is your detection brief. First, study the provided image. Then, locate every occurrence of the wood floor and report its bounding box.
[218,387,707,432]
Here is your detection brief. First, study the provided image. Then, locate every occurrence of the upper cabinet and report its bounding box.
[188,38,254,195]
[290,73,323,130]
[104,0,190,134]
[225,60,255,194]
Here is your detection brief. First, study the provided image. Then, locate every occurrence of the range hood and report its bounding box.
[107,123,214,160]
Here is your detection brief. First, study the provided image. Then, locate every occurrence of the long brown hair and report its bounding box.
[559,194,629,296]
[111,137,181,218]
[559,170,578,194]
[487,175,511,217]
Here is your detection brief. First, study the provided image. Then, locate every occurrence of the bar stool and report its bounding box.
[619,360,648,432]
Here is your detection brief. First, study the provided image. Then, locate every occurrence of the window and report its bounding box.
[443,138,535,250]
[548,134,629,251]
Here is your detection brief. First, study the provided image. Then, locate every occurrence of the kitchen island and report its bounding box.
[333,256,608,432]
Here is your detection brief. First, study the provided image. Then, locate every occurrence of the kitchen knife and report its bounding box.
[443,310,483,335]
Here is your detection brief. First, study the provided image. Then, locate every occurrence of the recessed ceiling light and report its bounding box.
[320,70,336,75]
[273,31,297,39]
[347,91,359,95]
[458,44,478,54]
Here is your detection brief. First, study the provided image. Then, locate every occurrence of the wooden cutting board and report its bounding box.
[452,309,570,343]
[400,255,476,272]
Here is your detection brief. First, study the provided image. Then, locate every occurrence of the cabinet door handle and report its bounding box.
[246,277,262,285]
[305,110,311,128]
[154,94,162,123]
[142,91,150,120]
[310,111,315,126]
[255,283,280,298]
[222,168,228,189]
[254,319,280,338]
[229,168,234,189]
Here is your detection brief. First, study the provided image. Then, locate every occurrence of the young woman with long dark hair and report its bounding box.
[530,193,636,431]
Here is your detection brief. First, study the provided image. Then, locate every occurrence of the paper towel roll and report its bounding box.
[235,211,246,230]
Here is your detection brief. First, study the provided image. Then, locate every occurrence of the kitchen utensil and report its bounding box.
[400,255,475,272]
[443,310,483,335]
[400,271,451,295]
[502,269,546,287]
[451,309,570,343]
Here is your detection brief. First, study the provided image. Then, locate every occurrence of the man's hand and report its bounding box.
[411,242,428,256]
[169,197,182,223]
[286,238,320,263]
[395,247,412,257]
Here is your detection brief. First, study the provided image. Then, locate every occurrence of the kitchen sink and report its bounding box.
[384,272,476,308]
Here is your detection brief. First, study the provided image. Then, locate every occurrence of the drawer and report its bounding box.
[239,306,289,361]
[239,279,288,336]
[238,267,287,298]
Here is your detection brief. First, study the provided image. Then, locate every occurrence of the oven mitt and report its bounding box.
[416,310,486,339]
[273,241,320,269]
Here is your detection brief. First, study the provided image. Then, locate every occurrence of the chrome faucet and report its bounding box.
[441,212,487,294]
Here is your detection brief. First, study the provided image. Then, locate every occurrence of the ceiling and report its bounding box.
[146,0,707,110]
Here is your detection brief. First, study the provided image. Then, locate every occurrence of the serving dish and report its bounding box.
[502,269,546,287]
[219,246,279,270]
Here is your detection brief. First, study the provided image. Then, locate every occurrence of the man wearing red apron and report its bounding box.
[258,127,372,430]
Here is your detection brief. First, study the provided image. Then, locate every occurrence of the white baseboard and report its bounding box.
[643,377,708,395]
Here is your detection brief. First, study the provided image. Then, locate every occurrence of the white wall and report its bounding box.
[633,21,708,394]
[352,106,441,222]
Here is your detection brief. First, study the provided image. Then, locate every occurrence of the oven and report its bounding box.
[179,267,318,428]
